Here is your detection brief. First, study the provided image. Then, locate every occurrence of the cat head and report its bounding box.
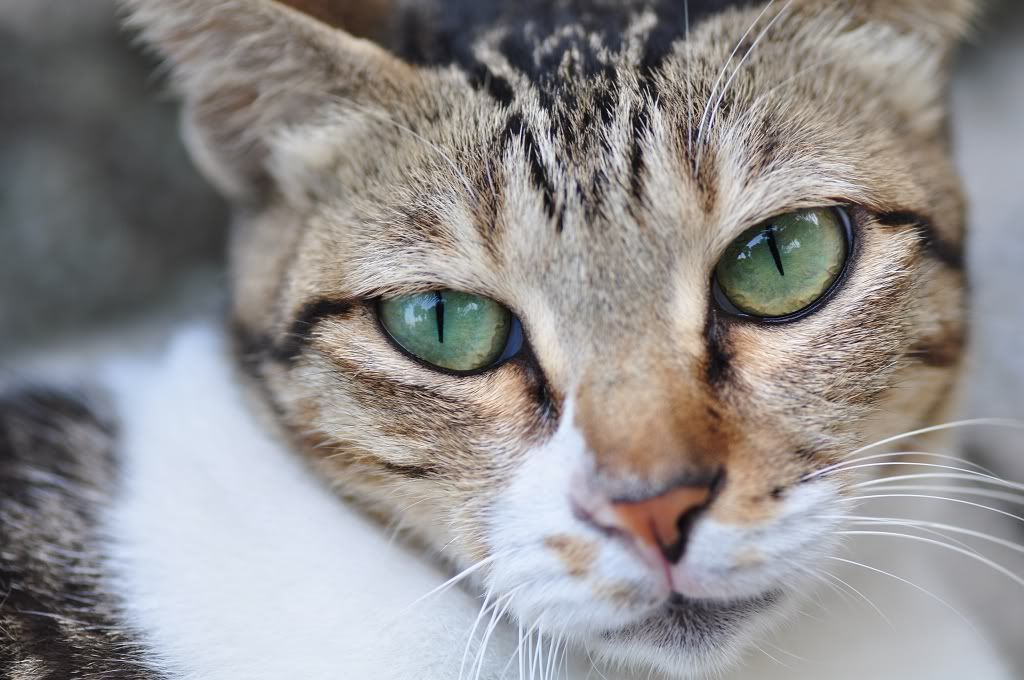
[124,0,975,674]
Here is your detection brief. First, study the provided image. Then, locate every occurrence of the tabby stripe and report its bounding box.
[379,460,440,479]
[242,298,357,364]
[503,112,560,225]
[0,390,162,679]
[629,100,652,201]
[876,211,964,270]
[702,309,733,387]
[467,61,515,108]
[234,325,446,480]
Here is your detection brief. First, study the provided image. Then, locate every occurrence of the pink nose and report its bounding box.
[611,484,715,563]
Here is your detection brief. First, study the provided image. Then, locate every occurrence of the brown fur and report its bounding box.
[123,0,977,656]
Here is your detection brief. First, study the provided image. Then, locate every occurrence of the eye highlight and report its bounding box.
[713,207,852,320]
[378,291,523,373]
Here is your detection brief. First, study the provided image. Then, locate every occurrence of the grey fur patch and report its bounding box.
[0,388,161,679]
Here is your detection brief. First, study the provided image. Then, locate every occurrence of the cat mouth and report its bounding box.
[601,590,781,644]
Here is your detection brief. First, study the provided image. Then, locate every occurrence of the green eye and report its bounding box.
[714,208,851,319]
[378,291,520,373]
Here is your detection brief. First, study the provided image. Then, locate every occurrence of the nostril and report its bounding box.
[610,468,725,565]
[660,505,705,563]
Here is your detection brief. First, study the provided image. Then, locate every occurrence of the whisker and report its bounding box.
[761,638,809,664]
[852,472,1024,493]
[694,0,778,169]
[856,485,1024,506]
[843,517,1024,557]
[805,451,1000,482]
[752,642,790,668]
[826,556,977,632]
[496,618,524,680]
[404,553,500,611]
[803,566,857,607]
[819,569,894,629]
[585,646,611,680]
[518,619,526,680]
[842,493,1024,525]
[544,629,563,680]
[532,623,545,680]
[842,418,1024,460]
[472,588,521,680]
[839,531,1024,589]
[702,1,795,147]
[827,515,984,557]
[460,585,496,680]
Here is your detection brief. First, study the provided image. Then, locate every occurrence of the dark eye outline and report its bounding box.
[374,294,527,377]
[711,206,856,324]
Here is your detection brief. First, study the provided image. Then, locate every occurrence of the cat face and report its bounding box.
[126,0,974,674]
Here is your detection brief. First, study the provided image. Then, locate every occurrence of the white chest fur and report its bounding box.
[101,326,1013,680]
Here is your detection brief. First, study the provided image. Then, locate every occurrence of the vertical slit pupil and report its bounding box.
[435,292,445,343]
[765,224,785,276]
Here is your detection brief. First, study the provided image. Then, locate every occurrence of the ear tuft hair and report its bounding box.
[852,0,981,47]
[121,0,412,200]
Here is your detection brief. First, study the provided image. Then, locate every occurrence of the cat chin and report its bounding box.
[588,591,790,679]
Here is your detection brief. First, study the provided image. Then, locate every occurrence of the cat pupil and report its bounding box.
[434,292,445,344]
[765,225,785,276]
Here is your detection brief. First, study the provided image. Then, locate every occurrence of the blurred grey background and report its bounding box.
[0,0,227,351]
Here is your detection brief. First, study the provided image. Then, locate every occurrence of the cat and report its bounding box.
[2,0,1019,678]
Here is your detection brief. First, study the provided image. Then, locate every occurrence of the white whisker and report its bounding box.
[762,639,807,664]
[532,623,545,680]
[840,531,1024,589]
[820,569,894,629]
[518,619,526,680]
[852,472,1024,493]
[855,484,1024,506]
[843,493,1024,525]
[806,451,1000,482]
[693,0,778,168]
[826,556,977,632]
[753,642,789,668]
[544,629,562,680]
[404,554,500,611]
[843,418,1024,460]
[460,585,496,680]
[826,515,983,557]
[844,516,1024,556]
[472,588,521,680]
[585,646,611,680]
[702,1,794,145]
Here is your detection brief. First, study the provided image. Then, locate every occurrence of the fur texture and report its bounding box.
[3,0,1006,677]
[9,324,1007,680]
[114,0,981,675]
[0,388,158,679]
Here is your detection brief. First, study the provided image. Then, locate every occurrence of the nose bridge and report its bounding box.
[575,351,718,487]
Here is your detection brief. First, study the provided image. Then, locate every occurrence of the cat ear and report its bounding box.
[870,0,979,48]
[122,0,413,201]
[818,0,978,136]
